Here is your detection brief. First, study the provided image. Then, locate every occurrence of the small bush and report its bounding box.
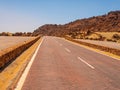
[85,37,89,39]
[112,34,120,40]
[106,39,112,41]
[106,39,116,42]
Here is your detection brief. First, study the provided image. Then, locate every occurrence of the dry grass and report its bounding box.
[86,33,100,40]
[84,32,120,42]
[0,37,41,90]
[96,32,120,39]
[0,37,40,68]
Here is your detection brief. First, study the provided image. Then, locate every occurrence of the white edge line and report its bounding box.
[77,57,95,69]
[65,48,71,53]
[15,37,44,90]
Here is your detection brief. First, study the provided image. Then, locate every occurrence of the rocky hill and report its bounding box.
[33,10,120,37]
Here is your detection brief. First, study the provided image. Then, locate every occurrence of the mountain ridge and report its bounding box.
[33,10,120,37]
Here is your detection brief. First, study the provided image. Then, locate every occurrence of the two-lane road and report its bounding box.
[17,36,120,90]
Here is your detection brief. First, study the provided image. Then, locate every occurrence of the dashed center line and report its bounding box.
[77,57,95,69]
[65,48,71,53]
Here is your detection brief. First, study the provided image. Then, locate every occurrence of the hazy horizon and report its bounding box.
[0,0,120,33]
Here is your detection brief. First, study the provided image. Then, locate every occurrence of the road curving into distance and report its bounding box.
[17,36,120,90]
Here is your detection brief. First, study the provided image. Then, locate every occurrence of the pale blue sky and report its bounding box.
[0,0,120,33]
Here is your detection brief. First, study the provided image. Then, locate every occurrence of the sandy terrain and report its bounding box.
[75,39,120,50]
[0,36,35,50]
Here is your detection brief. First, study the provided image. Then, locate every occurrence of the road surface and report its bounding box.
[20,36,120,90]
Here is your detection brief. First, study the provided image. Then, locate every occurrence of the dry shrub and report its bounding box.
[112,34,120,40]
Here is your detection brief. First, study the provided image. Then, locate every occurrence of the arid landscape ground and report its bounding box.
[0,36,35,50]
[75,39,120,50]
[0,36,41,90]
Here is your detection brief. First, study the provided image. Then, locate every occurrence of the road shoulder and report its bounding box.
[0,37,42,90]
[63,38,120,61]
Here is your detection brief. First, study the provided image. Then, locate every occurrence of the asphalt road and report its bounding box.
[21,36,120,90]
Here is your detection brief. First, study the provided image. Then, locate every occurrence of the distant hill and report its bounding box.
[33,10,120,37]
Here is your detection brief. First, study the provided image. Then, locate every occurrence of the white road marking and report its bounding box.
[15,38,44,90]
[65,48,71,53]
[77,57,95,69]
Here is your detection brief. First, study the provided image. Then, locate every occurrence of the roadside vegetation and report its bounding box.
[0,32,33,36]
[70,31,120,43]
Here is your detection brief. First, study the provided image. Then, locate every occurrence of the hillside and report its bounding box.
[33,11,120,37]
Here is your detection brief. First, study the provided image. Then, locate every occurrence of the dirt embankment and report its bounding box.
[75,39,120,50]
[65,36,120,56]
[0,36,40,69]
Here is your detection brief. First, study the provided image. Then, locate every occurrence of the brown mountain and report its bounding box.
[33,10,120,37]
